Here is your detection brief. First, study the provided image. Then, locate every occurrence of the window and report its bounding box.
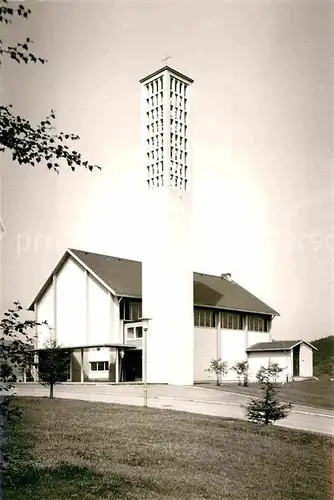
[121,301,142,321]
[194,308,216,328]
[127,327,135,340]
[126,325,143,340]
[221,312,243,330]
[129,302,142,321]
[90,361,109,371]
[248,315,268,332]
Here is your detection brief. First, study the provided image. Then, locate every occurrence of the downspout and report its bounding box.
[117,296,124,342]
[116,296,123,383]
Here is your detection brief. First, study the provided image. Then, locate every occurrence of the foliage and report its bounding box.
[245,361,292,425]
[0,302,39,420]
[0,361,14,381]
[0,0,100,173]
[232,360,250,387]
[256,362,283,385]
[206,358,228,386]
[37,338,71,398]
[0,302,36,390]
[312,336,334,377]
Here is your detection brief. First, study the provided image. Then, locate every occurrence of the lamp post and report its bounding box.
[119,348,124,383]
[140,317,151,407]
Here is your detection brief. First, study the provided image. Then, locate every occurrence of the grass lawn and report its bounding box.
[2,398,332,500]
[198,376,334,411]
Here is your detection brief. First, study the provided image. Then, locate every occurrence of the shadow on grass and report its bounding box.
[3,462,164,499]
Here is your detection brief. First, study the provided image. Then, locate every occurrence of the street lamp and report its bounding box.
[119,349,124,383]
[140,317,151,407]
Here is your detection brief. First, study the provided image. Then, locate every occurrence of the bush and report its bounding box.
[232,361,250,387]
[206,358,228,386]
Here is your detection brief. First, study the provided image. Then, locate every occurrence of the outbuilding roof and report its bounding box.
[28,248,279,316]
[246,340,317,352]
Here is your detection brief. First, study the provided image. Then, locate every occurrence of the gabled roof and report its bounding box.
[70,249,142,297]
[28,249,279,316]
[246,340,317,352]
[193,272,278,315]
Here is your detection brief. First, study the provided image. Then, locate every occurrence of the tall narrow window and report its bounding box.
[194,308,216,328]
[248,315,268,332]
[221,312,243,330]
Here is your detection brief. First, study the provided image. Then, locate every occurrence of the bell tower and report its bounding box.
[140,65,194,385]
[140,65,193,191]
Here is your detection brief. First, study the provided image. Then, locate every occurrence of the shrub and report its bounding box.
[232,361,250,387]
[245,361,292,425]
[206,358,228,386]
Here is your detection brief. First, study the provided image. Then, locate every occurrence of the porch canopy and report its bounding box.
[32,343,136,384]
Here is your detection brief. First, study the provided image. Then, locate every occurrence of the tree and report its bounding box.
[0,0,100,173]
[37,338,71,398]
[0,301,39,416]
[0,362,14,382]
[245,361,292,425]
[0,301,39,496]
[232,360,250,387]
[206,358,228,386]
[312,336,334,377]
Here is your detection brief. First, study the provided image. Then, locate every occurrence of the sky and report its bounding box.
[0,0,332,341]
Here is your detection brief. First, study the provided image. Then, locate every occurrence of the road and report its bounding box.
[13,383,334,436]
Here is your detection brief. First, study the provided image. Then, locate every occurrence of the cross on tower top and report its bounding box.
[161,54,171,66]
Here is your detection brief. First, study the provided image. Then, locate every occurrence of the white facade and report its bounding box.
[35,255,122,350]
[248,331,271,347]
[194,314,271,383]
[56,258,86,347]
[141,66,194,385]
[194,327,218,382]
[247,351,292,383]
[247,342,315,382]
[36,283,54,348]
[32,252,315,384]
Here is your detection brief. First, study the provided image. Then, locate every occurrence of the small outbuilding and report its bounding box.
[246,340,317,382]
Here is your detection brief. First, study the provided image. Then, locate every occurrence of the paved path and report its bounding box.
[13,383,334,436]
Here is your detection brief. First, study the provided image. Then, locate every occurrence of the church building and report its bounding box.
[28,65,315,384]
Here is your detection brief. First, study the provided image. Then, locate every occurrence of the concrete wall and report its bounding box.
[221,329,247,381]
[142,188,194,385]
[36,284,54,348]
[299,343,314,377]
[247,331,270,347]
[35,255,124,382]
[37,255,123,356]
[87,275,111,345]
[194,327,218,382]
[56,257,86,347]
[247,351,291,382]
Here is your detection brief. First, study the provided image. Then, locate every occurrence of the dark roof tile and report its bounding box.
[29,249,279,317]
[247,340,316,352]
